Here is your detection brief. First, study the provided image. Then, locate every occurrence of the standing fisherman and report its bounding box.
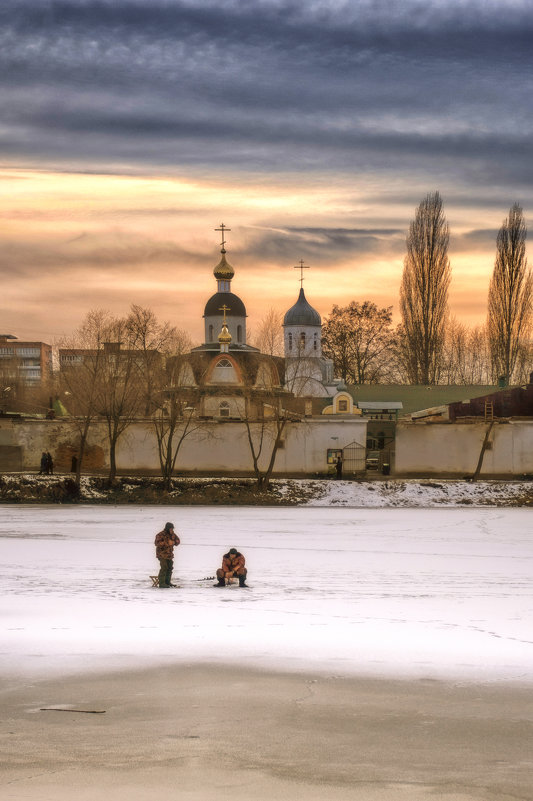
[154,522,180,588]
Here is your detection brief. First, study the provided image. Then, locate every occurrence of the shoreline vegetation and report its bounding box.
[0,473,532,506]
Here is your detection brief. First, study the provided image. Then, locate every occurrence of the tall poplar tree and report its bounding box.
[399,191,451,384]
[487,204,532,385]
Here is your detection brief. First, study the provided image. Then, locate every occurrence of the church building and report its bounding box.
[182,225,288,420]
[283,261,335,398]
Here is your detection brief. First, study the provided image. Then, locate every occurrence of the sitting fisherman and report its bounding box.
[215,547,248,587]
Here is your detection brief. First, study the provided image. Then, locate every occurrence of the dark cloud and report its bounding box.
[0,231,206,279]
[454,228,499,250]
[1,0,532,189]
[244,226,405,263]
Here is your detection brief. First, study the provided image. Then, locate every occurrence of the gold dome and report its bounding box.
[213,251,235,280]
[218,323,232,344]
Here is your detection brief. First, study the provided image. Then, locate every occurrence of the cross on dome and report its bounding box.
[219,303,231,324]
[215,223,231,253]
[294,259,310,288]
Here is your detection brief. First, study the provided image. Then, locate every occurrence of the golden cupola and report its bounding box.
[218,321,232,353]
[213,251,235,283]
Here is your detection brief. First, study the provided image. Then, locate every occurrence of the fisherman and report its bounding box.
[154,522,180,588]
[215,547,248,587]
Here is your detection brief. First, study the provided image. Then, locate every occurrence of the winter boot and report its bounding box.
[239,575,248,588]
[214,577,225,587]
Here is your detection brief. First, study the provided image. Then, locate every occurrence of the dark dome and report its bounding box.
[204,292,247,317]
[283,288,321,326]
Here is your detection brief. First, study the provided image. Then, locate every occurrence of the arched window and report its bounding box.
[208,324,214,342]
[237,324,242,343]
[216,358,232,368]
[299,332,306,348]
[313,333,318,351]
[219,401,230,417]
[288,332,293,351]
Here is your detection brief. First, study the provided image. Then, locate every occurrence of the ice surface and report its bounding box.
[1,504,532,682]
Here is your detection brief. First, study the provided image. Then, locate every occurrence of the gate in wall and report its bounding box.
[341,440,366,475]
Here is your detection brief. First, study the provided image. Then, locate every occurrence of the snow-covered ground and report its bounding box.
[1,504,532,683]
[2,474,532,507]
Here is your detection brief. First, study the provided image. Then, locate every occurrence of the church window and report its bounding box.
[219,401,230,417]
[209,324,214,342]
[237,325,242,343]
[313,333,318,351]
[216,358,232,368]
[299,332,306,348]
[288,333,293,350]
[338,399,348,412]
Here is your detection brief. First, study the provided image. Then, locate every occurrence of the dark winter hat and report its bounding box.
[164,522,175,531]
[229,548,238,554]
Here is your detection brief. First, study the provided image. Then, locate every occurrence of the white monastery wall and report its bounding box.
[395,421,533,476]
[0,417,367,476]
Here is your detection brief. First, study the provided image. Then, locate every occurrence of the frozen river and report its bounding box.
[1,504,532,682]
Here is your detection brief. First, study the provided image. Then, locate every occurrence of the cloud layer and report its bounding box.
[1,1,532,341]
[2,0,533,184]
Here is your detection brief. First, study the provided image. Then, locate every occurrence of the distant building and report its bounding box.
[59,341,161,372]
[0,334,52,385]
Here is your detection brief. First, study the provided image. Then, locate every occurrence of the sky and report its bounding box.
[1,0,533,345]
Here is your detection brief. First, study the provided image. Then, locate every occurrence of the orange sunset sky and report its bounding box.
[1,1,532,346]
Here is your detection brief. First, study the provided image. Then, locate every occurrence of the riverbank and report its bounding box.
[2,663,532,801]
[1,473,532,506]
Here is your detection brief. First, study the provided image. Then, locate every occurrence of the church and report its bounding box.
[176,225,338,420]
[147,225,368,476]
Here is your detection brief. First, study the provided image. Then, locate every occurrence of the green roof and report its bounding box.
[333,385,501,417]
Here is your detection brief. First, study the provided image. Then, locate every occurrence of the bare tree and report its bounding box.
[59,309,115,485]
[487,203,533,384]
[124,304,192,415]
[252,307,284,356]
[441,319,491,385]
[322,301,394,384]
[152,353,205,491]
[237,354,299,490]
[90,317,145,484]
[400,191,451,384]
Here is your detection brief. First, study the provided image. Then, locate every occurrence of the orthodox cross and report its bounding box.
[219,304,231,324]
[294,259,309,287]
[215,223,231,251]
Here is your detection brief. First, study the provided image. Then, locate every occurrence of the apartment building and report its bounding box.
[0,335,53,386]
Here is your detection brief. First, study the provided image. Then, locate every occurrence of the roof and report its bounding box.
[357,401,403,410]
[204,291,246,318]
[332,384,501,417]
[283,288,321,327]
[448,383,533,419]
[191,342,259,354]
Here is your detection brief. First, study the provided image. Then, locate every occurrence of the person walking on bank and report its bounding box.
[154,522,180,588]
[39,452,47,475]
[215,547,248,587]
[46,452,54,475]
[335,455,343,480]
